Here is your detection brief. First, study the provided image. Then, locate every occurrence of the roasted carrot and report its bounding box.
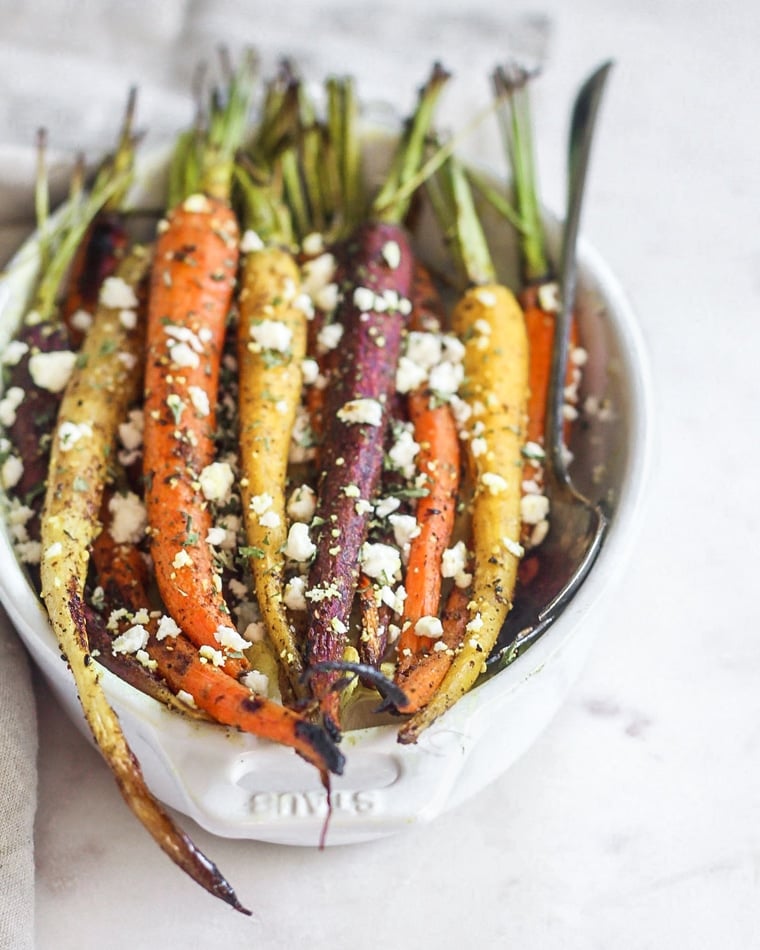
[303,65,450,733]
[1,133,132,573]
[489,64,582,548]
[395,581,470,718]
[143,57,255,679]
[235,224,308,695]
[400,154,529,742]
[38,245,248,913]
[395,261,460,662]
[89,515,345,775]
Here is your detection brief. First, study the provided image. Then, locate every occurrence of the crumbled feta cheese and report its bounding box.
[378,584,406,615]
[521,493,550,525]
[100,276,139,309]
[172,549,193,569]
[259,510,281,528]
[70,308,93,333]
[286,484,316,523]
[57,420,93,451]
[374,496,401,519]
[214,625,250,652]
[441,540,468,579]
[387,426,420,478]
[205,526,226,546]
[243,621,266,643]
[188,385,210,417]
[317,322,344,352]
[406,331,442,369]
[382,240,402,269]
[503,536,525,559]
[199,461,235,503]
[294,292,315,318]
[169,342,200,368]
[395,355,428,394]
[415,615,443,638]
[283,575,308,611]
[571,346,588,367]
[538,282,560,313]
[118,408,144,453]
[301,253,337,296]
[250,319,293,352]
[466,612,484,633]
[470,436,488,458]
[15,540,41,564]
[117,351,138,371]
[389,513,420,549]
[182,193,212,213]
[522,441,545,461]
[240,229,265,253]
[449,394,472,428]
[314,283,339,313]
[112,624,149,654]
[441,334,465,364]
[108,491,147,545]
[1,340,29,366]
[284,522,316,562]
[199,644,225,667]
[353,286,376,312]
[481,472,509,495]
[28,350,77,393]
[360,542,402,582]
[243,670,270,695]
[119,309,137,330]
[176,690,196,708]
[474,289,497,308]
[530,520,550,547]
[428,360,463,397]
[250,492,273,515]
[301,358,319,385]
[302,232,325,256]
[0,386,24,427]
[156,615,181,640]
[337,398,383,427]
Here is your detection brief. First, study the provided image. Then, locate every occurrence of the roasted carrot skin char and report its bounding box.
[62,212,129,346]
[304,221,414,721]
[142,195,247,678]
[90,524,345,776]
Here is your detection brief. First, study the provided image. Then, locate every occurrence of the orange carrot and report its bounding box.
[395,262,460,660]
[142,56,257,682]
[492,64,583,548]
[142,194,247,679]
[90,512,345,776]
[395,581,470,716]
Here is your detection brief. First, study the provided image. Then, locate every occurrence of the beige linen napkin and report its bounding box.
[0,606,37,950]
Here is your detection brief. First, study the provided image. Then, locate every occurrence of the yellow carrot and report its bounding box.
[400,283,528,743]
[237,245,308,695]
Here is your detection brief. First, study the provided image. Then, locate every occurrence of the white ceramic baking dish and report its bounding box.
[0,142,651,846]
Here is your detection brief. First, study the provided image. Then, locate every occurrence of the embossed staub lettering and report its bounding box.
[250,789,376,817]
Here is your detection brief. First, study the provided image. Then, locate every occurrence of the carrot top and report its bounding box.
[167,49,258,207]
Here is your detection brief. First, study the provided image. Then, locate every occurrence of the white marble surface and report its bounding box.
[2,1,759,947]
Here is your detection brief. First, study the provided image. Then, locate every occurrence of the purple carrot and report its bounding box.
[305,221,414,729]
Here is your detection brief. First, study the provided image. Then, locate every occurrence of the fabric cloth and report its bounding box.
[0,606,37,950]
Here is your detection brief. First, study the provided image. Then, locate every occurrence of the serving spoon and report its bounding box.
[487,59,614,671]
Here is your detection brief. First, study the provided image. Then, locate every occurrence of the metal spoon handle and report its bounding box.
[546,60,614,477]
